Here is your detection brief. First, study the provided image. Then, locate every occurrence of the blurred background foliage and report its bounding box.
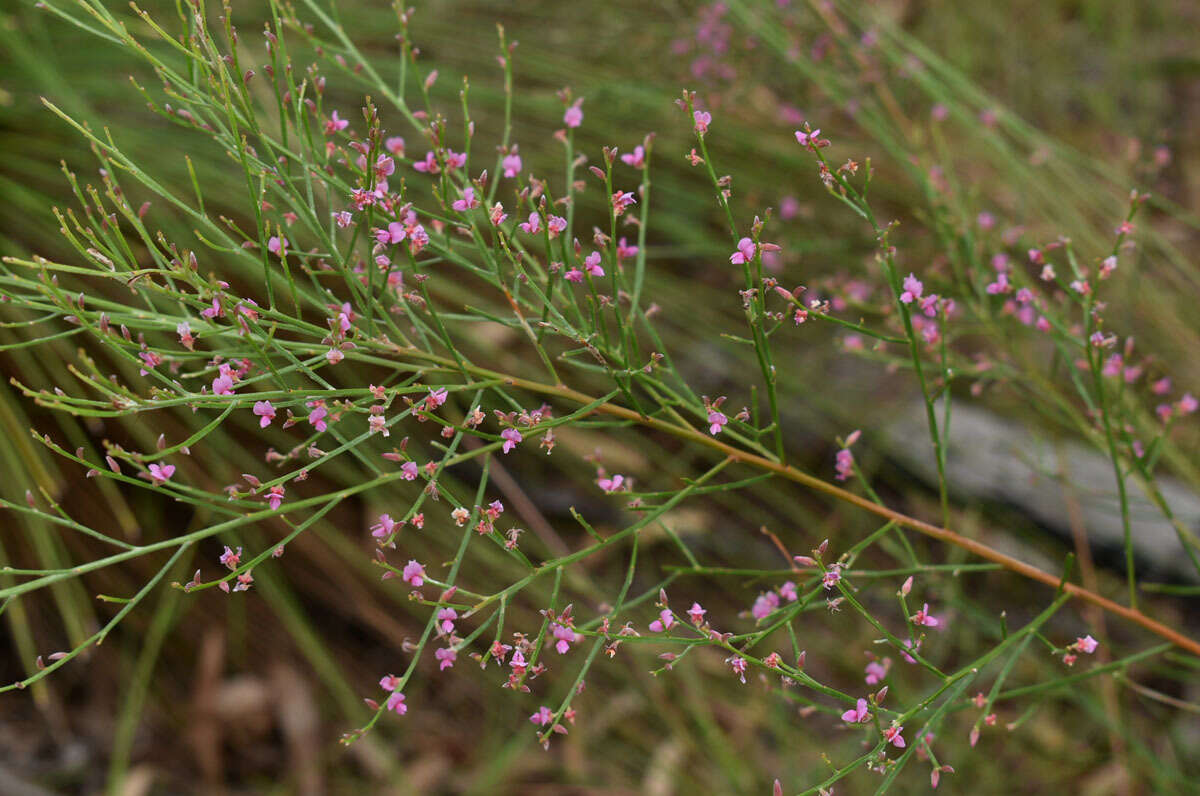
[1,0,1198,793]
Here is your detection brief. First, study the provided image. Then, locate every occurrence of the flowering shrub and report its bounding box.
[1,0,1198,792]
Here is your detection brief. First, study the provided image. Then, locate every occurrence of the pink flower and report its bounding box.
[597,473,625,493]
[621,145,645,168]
[900,273,923,304]
[267,236,289,257]
[375,222,407,245]
[564,268,584,283]
[794,128,821,148]
[822,565,842,590]
[883,724,906,748]
[385,691,407,715]
[519,212,541,235]
[502,152,522,178]
[500,427,523,453]
[611,191,637,216]
[266,485,285,511]
[423,387,448,412]
[648,609,675,632]
[400,559,425,587]
[564,100,583,128]
[616,237,638,260]
[436,607,457,634]
[547,215,567,237]
[1075,634,1099,654]
[779,581,798,602]
[143,463,175,485]
[707,409,727,435]
[400,461,419,481]
[752,591,780,620]
[212,371,235,396]
[413,151,440,173]
[911,603,940,628]
[584,251,605,277]
[835,448,854,481]
[729,237,757,265]
[177,321,195,349]
[451,187,480,212]
[508,649,527,675]
[371,514,398,543]
[219,545,241,570]
[1180,393,1198,415]
[435,647,456,671]
[728,655,747,684]
[308,404,328,432]
[693,110,712,134]
[865,660,889,685]
[841,698,870,724]
[324,110,349,134]
[385,136,406,156]
[687,602,707,625]
[530,705,554,726]
[551,622,579,654]
[253,400,276,428]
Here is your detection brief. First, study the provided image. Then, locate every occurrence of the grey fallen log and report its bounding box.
[884,400,1200,584]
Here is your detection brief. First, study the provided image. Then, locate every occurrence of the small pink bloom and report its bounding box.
[435,647,456,671]
[436,607,457,634]
[371,514,398,543]
[707,409,728,435]
[144,463,175,485]
[267,236,289,256]
[621,145,645,168]
[519,212,541,235]
[400,461,418,481]
[413,151,439,173]
[865,660,889,685]
[841,698,870,724]
[385,136,406,156]
[551,622,579,654]
[729,237,757,265]
[693,110,712,134]
[835,448,854,481]
[794,128,821,147]
[564,100,583,128]
[219,545,242,570]
[779,581,798,602]
[687,602,707,625]
[727,655,747,684]
[1180,393,1198,415]
[500,427,523,453]
[649,609,675,632]
[375,221,407,245]
[1075,634,1098,654]
[451,187,480,212]
[752,591,780,620]
[530,705,554,726]
[547,215,567,237]
[308,404,328,432]
[253,400,276,428]
[597,473,625,493]
[822,565,842,590]
[324,111,349,134]
[883,724,906,748]
[584,251,605,277]
[900,273,923,304]
[385,691,407,714]
[502,152,522,178]
[911,603,939,628]
[402,559,426,587]
[266,485,285,511]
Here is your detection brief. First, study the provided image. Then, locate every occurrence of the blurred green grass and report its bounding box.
[1,0,1198,793]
